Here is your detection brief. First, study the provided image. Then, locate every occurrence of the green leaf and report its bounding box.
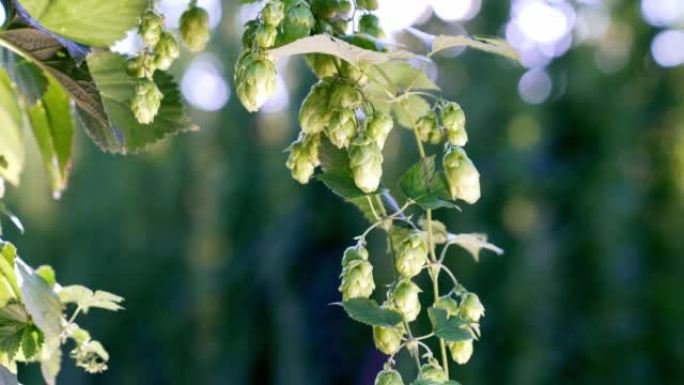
[86,52,196,153]
[448,233,503,262]
[58,285,124,313]
[367,62,439,92]
[341,298,403,327]
[40,338,61,385]
[428,307,473,342]
[412,380,441,385]
[0,303,30,358]
[268,34,415,66]
[430,35,520,63]
[15,259,62,342]
[398,157,458,210]
[393,95,431,129]
[28,77,74,197]
[0,47,47,104]
[0,363,18,385]
[18,0,148,47]
[0,69,25,186]
[0,242,20,304]
[20,324,43,360]
[35,265,56,288]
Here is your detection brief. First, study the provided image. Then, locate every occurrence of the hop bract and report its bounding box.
[460,292,485,322]
[305,54,339,79]
[282,1,315,43]
[154,32,180,71]
[349,135,383,193]
[420,363,448,383]
[299,80,333,134]
[180,4,210,52]
[366,111,393,149]
[286,134,320,184]
[375,369,404,385]
[441,102,468,146]
[255,24,278,48]
[139,10,163,47]
[415,112,442,144]
[262,1,285,26]
[449,339,474,364]
[391,279,421,322]
[372,325,403,355]
[131,78,163,125]
[330,83,362,109]
[126,53,155,79]
[235,52,277,112]
[341,244,369,266]
[339,260,375,300]
[395,232,427,278]
[327,109,357,149]
[435,297,460,317]
[443,147,481,204]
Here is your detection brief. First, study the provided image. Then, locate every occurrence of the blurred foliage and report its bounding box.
[3,1,684,384]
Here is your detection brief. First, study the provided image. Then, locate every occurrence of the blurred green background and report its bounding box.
[4,0,684,384]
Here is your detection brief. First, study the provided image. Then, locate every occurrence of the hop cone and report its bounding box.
[443,147,481,204]
[126,53,155,78]
[131,78,163,125]
[341,244,369,267]
[242,20,260,47]
[395,232,427,278]
[375,369,404,385]
[262,1,285,26]
[420,363,448,383]
[366,111,393,149]
[281,1,314,43]
[330,83,362,109]
[373,325,403,355]
[255,24,278,48]
[349,135,383,193]
[327,109,357,149]
[139,10,163,47]
[449,339,474,364]
[391,279,421,322]
[339,260,375,300]
[286,134,320,184]
[180,4,210,52]
[435,297,460,317]
[357,0,379,10]
[235,52,277,112]
[154,32,180,71]
[460,292,485,322]
[305,54,339,79]
[359,14,384,39]
[441,102,467,146]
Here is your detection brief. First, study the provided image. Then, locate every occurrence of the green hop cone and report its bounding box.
[305,54,339,79]
[327,109,357,149]
[330,83,362,109]
[180,4,210,52]
[395,232,428,278]
[262,1,285,26]
[366,111,393,149]
[460,292,485,322]
[126,53,155,78]
[286,134,320,184]
[154,32,180,71]
[348,135,383,193]
[359,14,385,39]
[441,102,467,146]
[255,24,278,48]
[443,147,481,204]
[299,80,333,133]
[449,339,474,365]
[311,0,336,19]
[341,244,369,267]
[435,297,460,317]
[139,10,164,47]
[391,279,422,322]
[415,112,439,143]
[242,20,260,47]
[340,61,368,85]
[282,1,315,43]
[357,0,379,10]
[375,369,404,385]
[235,52,277,112]
[420,363,448,383]
[372,325,403,355]
[131,78,163,125]
[339,259,375,300]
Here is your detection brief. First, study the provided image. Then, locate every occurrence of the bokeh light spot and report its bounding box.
[651,30,684,68]
[518,69,552,105]
[430,0,481,22]
[181,55,230,111]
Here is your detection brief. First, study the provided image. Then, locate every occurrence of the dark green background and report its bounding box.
[4,1,684,384]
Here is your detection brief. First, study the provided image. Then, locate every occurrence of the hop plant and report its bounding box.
[373,325,403,355]
[305,54,339,79]
[281,1,315,44]
[327,109,357,149]
[415,112,442,144]
[443,147,481,204]
[299,80,333,134]
[255,24,278,48]
[330,83,362,109]
[341,244,369,266]
[449,339,474,365]
[286,134,320,184]
[366,111,393,149]
[180,4,210,52]
[153,32,180,71]
[339,259,375,300]
[375,369,404,385]
[391,279,422,322]
[139,10,164,47]
[359,14,384,39]
[235,52,277,112]
[126,53,155,78]
[441,102,468,146]
[131,78,163,125]
[435,297,460,317]
[420,363,449,383]
[349,135,383,193]
[262,1,285,26]
[356,0,379,10]
[395,232,428,278]
[460,292,485,322]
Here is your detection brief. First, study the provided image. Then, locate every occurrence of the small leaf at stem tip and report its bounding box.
[448,233,503,262]
[398,157,458,210]
[428,307,474,342]
[342,298,403,327]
